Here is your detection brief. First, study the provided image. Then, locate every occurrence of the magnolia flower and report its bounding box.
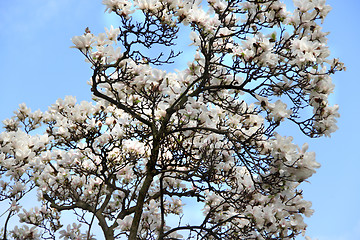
[102,0,133,16]
[96,32,111,46]
[10,226,41,240]
[70,33,94,52]
[291,37,319,63]
[313,0,332,22]
[270,100,292,122]
[136,0,161,11]
[12,182,26,195]
[293,0,314,12]
[105,25,120,42]
[103,45,122,63]
[116,215,133,231]
[189,31,201,46]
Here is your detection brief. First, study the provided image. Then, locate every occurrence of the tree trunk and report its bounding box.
[128,173,154,240]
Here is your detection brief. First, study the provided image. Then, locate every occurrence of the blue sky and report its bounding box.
[0,1,359,239]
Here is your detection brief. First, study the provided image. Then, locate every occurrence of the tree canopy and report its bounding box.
[0,0,344,239]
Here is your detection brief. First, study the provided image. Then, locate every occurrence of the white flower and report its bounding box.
[313,0,332,22]
[189,31,201,46]
[293,0,314,12]
[96,32,111,46]
[123,139,146,154]
[10,225,41,240]
[270,100,292,122]
[103,45,123,63]
[70,33,95,52]
[105,25,120,42]
[102,0,133,16]
[135,0,161,11]
[12,182,26,195]
[116,215,133,230]
[291,37,322,64]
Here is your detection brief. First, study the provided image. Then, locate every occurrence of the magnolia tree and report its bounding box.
[0,0,344,239]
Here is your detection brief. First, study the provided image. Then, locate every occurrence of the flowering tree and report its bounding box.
[0,0,344,239]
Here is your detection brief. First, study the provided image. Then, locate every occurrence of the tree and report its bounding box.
[0,0,344,239]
